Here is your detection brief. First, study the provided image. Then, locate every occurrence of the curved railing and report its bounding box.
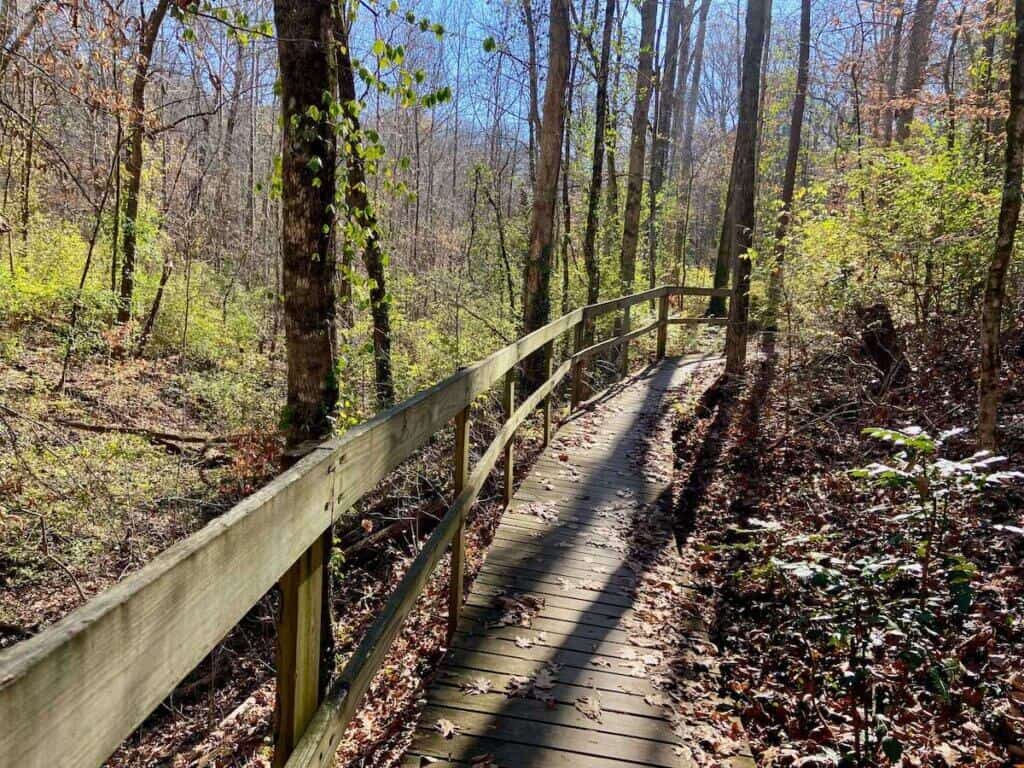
[0,284,731,768]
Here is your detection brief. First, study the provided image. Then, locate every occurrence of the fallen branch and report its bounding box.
[53,419,234,446]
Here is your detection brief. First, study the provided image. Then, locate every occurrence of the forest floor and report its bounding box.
[4,317,1022,768]
[670,320,1024,767]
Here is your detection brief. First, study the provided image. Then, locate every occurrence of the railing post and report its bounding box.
[541,340,554,445]
[619,305,631,377]
[448,406,469,643]
[503,370,515,505]
[570,320,585,412]
[656,292,669,359]
[274,533,327,767]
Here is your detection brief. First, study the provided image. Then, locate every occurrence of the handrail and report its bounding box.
[0,284,731,768]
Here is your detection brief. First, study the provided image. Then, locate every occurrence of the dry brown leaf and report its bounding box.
[575,695,603,722]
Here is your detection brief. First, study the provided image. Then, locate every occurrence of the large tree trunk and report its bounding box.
[521,0,571,391]
[979,0,1024,449]
[618,0,657,328]
[117,0,171,324]
[274,0,339,449]
[723,0,771,376]
[765,0,810,329]
[272,4,339,763]
[581,0,616,336]
[894,0,940,142]
[337,21,395,409]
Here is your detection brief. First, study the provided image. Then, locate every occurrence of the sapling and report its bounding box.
[853,426,1021,609]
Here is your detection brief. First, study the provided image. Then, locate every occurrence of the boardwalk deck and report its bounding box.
[404,356,717,768]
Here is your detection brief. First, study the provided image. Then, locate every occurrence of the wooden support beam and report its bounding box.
[449,407,470,642]
[570,323,585,412]
[668,317,730,326]
[572,321,660,363]
[656,294,669,359]
[541,341,554,446]
[274,535,327,767]
[503,371,515,505]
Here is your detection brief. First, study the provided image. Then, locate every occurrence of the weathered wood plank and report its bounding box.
[0,444,337,768]
[412,705,682,767]
[430,667,669,719]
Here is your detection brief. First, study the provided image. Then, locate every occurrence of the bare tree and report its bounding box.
[581,0,616,330]
[894,0,940,141]
[723,0,770,376]
[521,0,571,391]
[116,0,171,324]
[766,0,810,329]
[619,0,657,331]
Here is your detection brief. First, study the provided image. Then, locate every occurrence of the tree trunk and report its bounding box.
[882,0,905,145]
[117,0,171,324]
[646,0,688,291]
[979,0,1024,449]
[671,0,711,282]
[581,0,616,334]
[521,0,571,391]
[337,21,395,408]
[619,0,657,322]
[766,0,810,329]
[274,0,340,449]
[522,0,542,190]
[135,254,172,356]
[723,0,771,376]
[894,0,940,142]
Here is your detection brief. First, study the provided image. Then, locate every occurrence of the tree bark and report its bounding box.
[723,0,771,376]
[766,0,810,330]
[619,0,657,315]
[882,0,905,145]
[581,0,616,334]
[521,0,571,391]
[894,0,940,142]
[646,0,688,290]
[117,0,171,324]
[274,0,340,449]
[979,0,1024,448]
[671,0,711,283]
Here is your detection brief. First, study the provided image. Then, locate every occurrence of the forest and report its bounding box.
[0,0,1022,763]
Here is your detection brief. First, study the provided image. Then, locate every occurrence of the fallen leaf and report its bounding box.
[435,718,459,739]
[575,695,603,722]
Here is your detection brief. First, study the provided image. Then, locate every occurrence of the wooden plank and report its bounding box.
[274,534,327,766]
[668,317,729,326]
[458,610,635,647]
[469,580,637,616]
[412,705,681,768]
[663,285,732,297]
[407,732,671,768]
[583,285,668,320]
[572,320,660,363]
[656,294,669,359]
[449,408,470,641]
[424,687,677,742]
[430,667,669,719]
[285,358,575,768]
[0,443,337,768]
[502,371,515,506]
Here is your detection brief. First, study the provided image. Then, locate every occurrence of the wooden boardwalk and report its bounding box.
[405,356,709,768]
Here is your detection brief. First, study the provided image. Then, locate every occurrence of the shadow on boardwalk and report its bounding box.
[402,356,710,768]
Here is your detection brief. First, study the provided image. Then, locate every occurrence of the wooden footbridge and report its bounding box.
[0,285,732,768]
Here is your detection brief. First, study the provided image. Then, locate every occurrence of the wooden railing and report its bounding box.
[0,284,731,768]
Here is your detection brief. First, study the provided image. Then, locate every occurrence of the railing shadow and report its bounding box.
[408,356,709,767]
